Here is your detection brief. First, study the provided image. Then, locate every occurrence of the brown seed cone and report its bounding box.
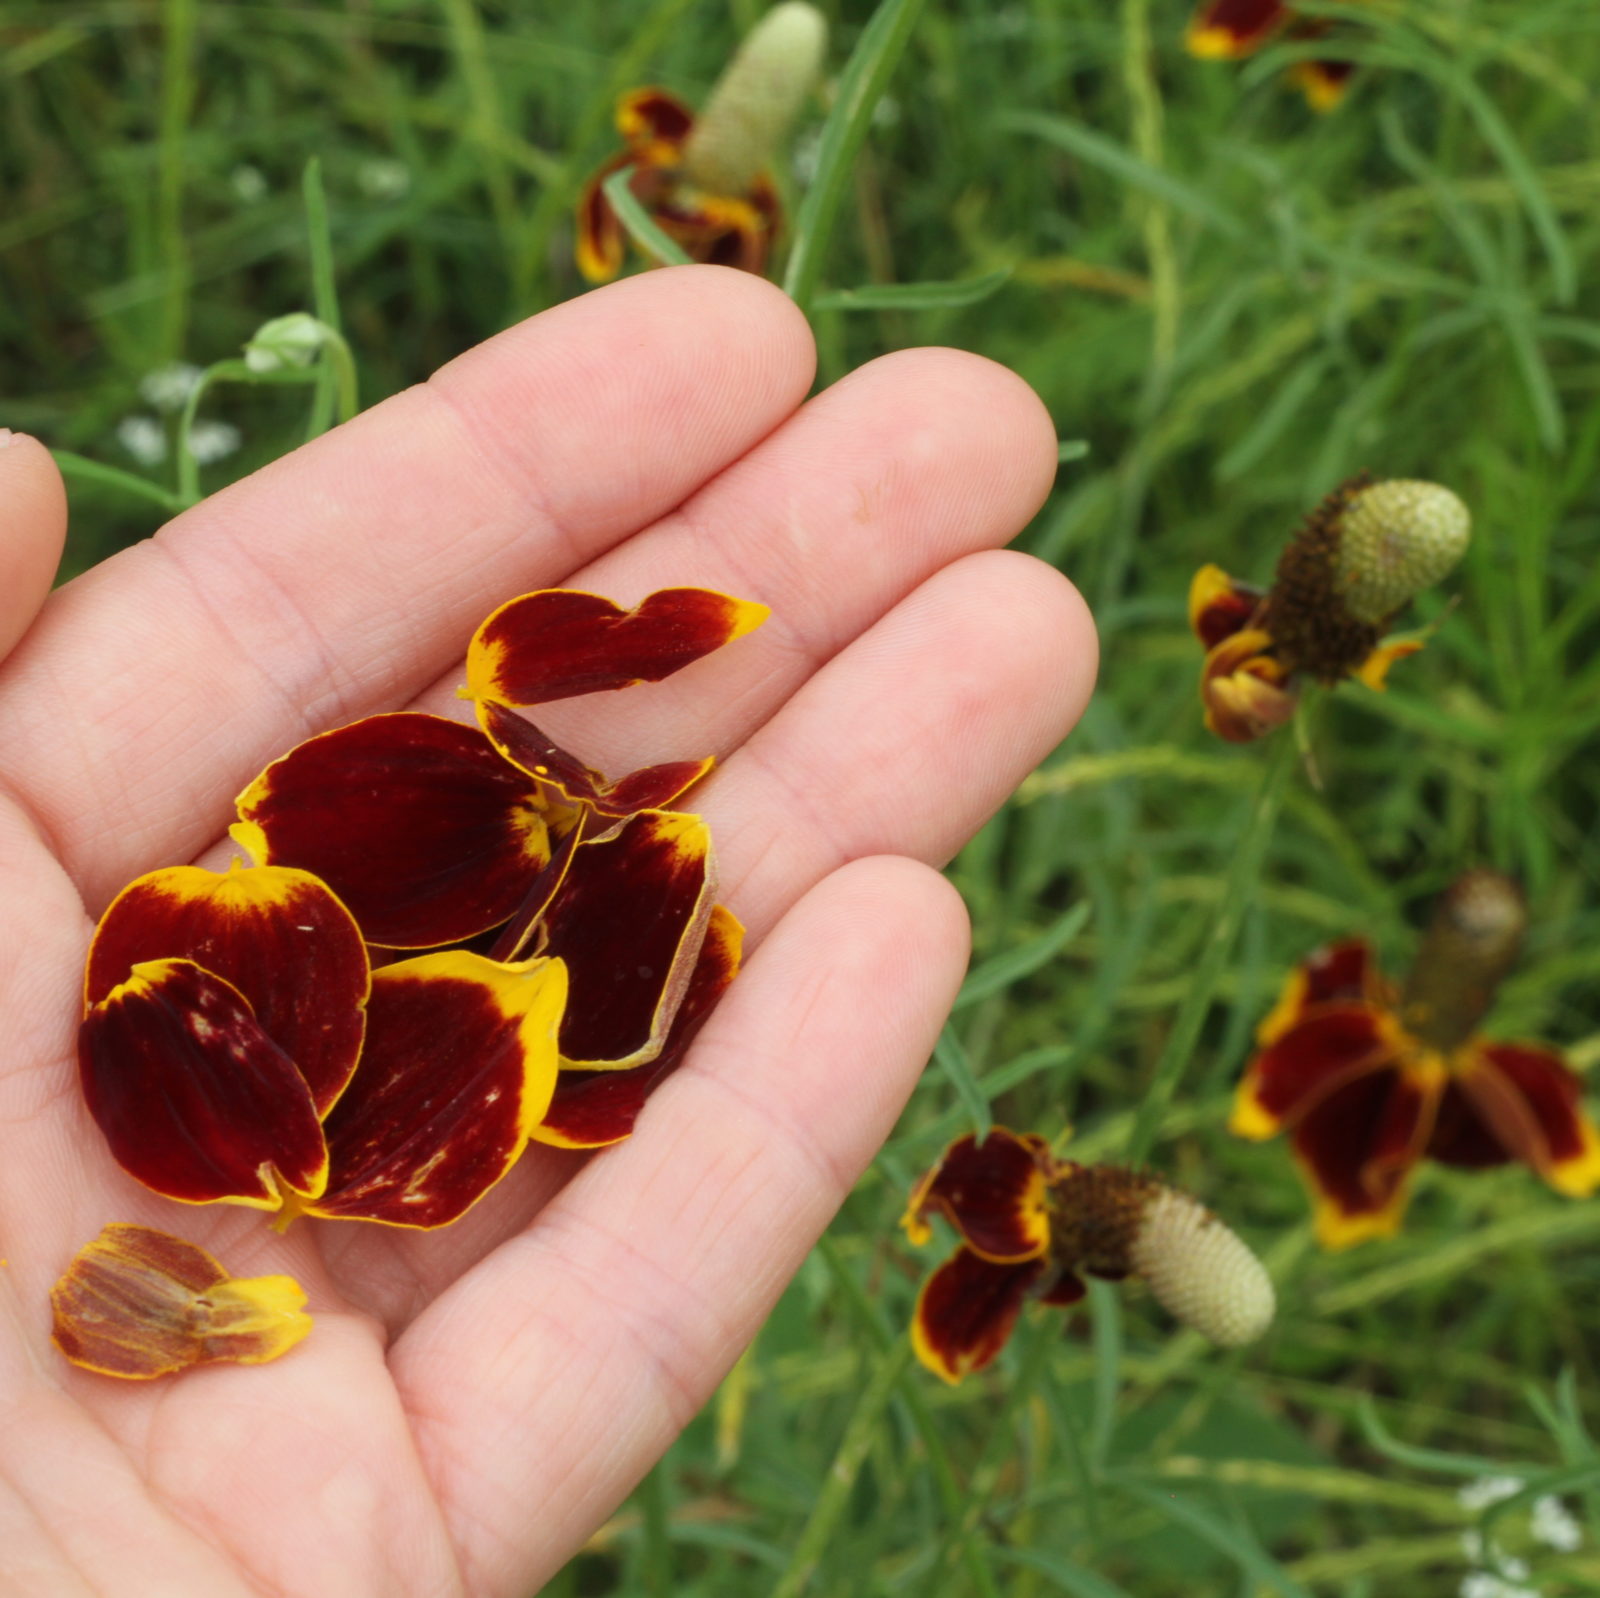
[1400,870,1526,1053]
[1259,473,1383,684]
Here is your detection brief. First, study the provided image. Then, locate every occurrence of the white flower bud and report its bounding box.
[1334,479,1471,624]
[680,3,827,197]
[244,313,328,374]
[1128,1186,1275,1348]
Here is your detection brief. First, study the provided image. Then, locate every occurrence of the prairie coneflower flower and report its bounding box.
[575,2,826,283]
[1189,475,1470,743]
[903,1130,1273,1382]
[1233,871,1600,1249]
[1185,1,1362,111]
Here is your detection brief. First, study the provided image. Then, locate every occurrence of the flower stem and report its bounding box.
[1123,730,1296,1165]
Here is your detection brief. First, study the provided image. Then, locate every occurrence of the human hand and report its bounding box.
[0,267,1094,1597]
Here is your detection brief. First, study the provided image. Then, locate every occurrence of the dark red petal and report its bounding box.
[534,904,743,1149]
[233,713,551,949]
[79,959,328,1209]
[84,864,368,1117]
[50,1224,312,1380]
[488,814,589,964]
[911,1249,1047,1384]
[1188,565,1265,649]
[575,151,631,285]
[1291,1065,1433,1248]
[1038,1269,1088,1307]
[1450,1043,1600,1197]
[1186,0,1289,58]
[465,587,769,708]
[1292,55,1358,112]
[1232,1002,1399,1138]
[540,810,716,1070]
[902,1129,1052,1263]
[309,952,566,1229]
[478,701,713,818]
[1426,1079,1515,1170]
[1201,629,1298,743]
[616,86,695,148]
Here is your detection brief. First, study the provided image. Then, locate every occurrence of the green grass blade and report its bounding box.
[932,1023,990,1141]
[781,0,928,315]
[952,901,1090,1012]
[602,166,694,269]
[810,267,1012,312]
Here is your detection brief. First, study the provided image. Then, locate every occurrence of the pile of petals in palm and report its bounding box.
[54,586,766,1378]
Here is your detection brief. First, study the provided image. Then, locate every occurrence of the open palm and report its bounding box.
[0,267,1095,1597]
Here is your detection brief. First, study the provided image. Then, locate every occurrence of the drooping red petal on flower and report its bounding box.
[308,951,566,1229]
[1186,0,1290,58]
[478,701,713,818]
[616,86,695,150]
[901,1128,1052,1262]
[535,904,743,1149]
[654,182,782,276]
[50,1224,312,1380]
[1448,1043,1600,1197]
[1426,1079,1516,1171]
[1232,1001,1398,1138]
[575,151,633,285]
[1256,938,1386,1045]
[911,1247,1047,1384]
[1293,54,1358,112]
[539,810,716,1070]
[1038,1268,1088,1307]
[233,712,553,949]
[79,959,328,1209]
[1200,628,1299,743]
[1290,1064,1434,1248]
[465,587,769,708]
[84,863,368,1117]
[1188,564,1265,650]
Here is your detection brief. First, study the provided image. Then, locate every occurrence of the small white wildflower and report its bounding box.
[230,164,268,204]
[1459,1476,1524,1513]
[357,158,411,200]
[1461,1527,1485,1565]
[1127,1186,1275,1347]
[1532,1494,1582,1553]
[244,312,327,373]
[871,94,900,128]
[116,416,168,467]
[138,362,203,413]
[186,420,241,466]
[1497,1554,1530,1583]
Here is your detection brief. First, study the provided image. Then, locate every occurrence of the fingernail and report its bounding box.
[0,429,18,448]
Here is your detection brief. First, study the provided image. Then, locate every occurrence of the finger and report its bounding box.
[0,432,66,662]
[392,854,971,1596]
[316,547,1090,1322]
[0,268,814,906]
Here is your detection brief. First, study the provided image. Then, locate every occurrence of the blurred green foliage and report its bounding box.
[6,0,1600,1592]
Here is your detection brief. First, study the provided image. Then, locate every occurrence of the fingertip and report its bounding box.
[0,432,67,660]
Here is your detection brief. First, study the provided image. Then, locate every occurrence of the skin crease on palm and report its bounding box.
[0,266,1096,1598]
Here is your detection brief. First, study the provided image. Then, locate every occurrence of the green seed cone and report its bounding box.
[1334,479,1471,624]
[680,3,827,197]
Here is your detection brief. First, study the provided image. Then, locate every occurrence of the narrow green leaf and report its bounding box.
[954,902,1091,1012]
[1058,439,1091,463]
[782,0,928,315]
[811,267,1012,312]
[992,1548,1134,1598]
[1355,1397,1532,1481]
[933,1024,990,1141]
[602,166,694,269]
[999,110,1244,239]
[51,451,185,513]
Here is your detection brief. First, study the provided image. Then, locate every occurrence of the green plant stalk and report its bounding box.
[174,359,329,506]
[782,0,927,317]
[636,1458,674,1598]
[157,0,197,360]
[52,451,185,514]
[302,159,356,439]
[1123,729,1297,1164]
[810,1235,1002,1598]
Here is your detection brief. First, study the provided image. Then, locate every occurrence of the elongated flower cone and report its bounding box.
[1334,479,1471,625]
[680,2,827,196]
[1128,1186,1276,1347]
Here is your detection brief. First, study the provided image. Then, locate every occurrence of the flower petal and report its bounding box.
[911,1248,1047,1384]
[901,1128,1052,1263]
[308,952,567,1229]
[1449,1043,1600,1198]
[84,863,368,1116]
[540,809,717,1071]
[1232,1001,1400,1140]
[1188,564,1264,649]
[50,1224,312,1380]
[1200,628,1299,743]
[79,959,328,1209]
[575,152,632,285]
[1185,0,1290,59]
[232,712,551,949]
[1353,637,1423,691]
[533,904,743,1149]
[464,587,769,708]
[1291,1063,1438,1249]
[1292,56,1359,113]
[478,701,713,818]
[616,87,695,152]
[1256,938,1385,1045]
